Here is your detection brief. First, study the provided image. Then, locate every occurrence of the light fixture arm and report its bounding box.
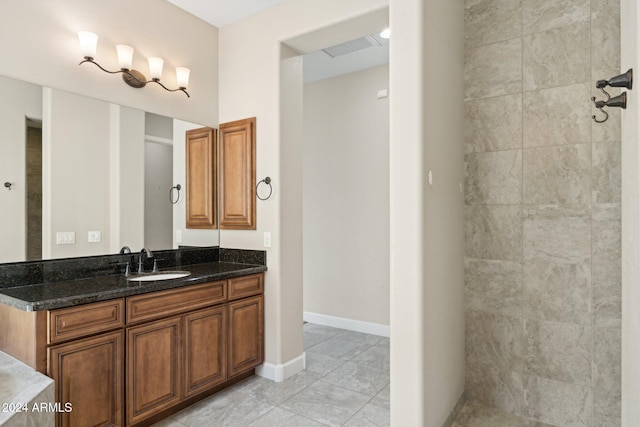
[79,57,190,97]
[149,78,190,97]
[79,57,123,75]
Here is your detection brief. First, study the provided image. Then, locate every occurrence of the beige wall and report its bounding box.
[621,0,639,424]
[43,88,110,258]
[43,89,146,258]
[464,0,621,425]
[0,76,42,262]
[389,0,466,425]
[111,105,146,253]
[303,65,390,327]
[0,0,218,127]
[218,0,388,369]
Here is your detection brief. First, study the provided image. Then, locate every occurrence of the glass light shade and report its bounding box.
[176,67,190,88]
[78,31,98,59]
[116,45,134,70]
[379,28,390,39]
[148,57,164,80]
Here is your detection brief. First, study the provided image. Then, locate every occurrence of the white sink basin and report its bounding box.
[127,271,191,282]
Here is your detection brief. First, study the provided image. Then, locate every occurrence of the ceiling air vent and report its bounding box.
[321,35,382,58]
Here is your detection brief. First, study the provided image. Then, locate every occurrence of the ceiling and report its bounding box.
[166,0,285,27]
[167,0,389,83]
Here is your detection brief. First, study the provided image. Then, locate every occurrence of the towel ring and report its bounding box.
[170,184,181,204]
[256,177,272,200]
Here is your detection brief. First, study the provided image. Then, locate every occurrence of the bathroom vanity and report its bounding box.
[0,248,266,427]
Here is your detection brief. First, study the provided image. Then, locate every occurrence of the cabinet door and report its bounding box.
[228,295,263,377]
[48,330,124,427]
[219,118,256,230]
[185,127,217,229]
[183,306,227,398]
[126,317,181,426]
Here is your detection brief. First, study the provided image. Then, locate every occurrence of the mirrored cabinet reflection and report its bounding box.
[185,127,217,229]
[185,117,256,231]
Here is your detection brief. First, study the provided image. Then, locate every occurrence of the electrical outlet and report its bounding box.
[88,231,101,243]
[176,230,182,244]
[264,232,271,248]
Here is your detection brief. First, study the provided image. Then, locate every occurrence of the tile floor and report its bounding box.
[152,323,548,427]
[152,323,390,427]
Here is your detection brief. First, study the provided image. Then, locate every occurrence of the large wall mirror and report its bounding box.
[0,74,219,264]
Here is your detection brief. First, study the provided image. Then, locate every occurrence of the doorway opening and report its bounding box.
[25,118,42,261]
[144,113,174,250]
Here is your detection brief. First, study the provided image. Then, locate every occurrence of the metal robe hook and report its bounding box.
[592,87,611,123]
[592,69,633,124]
[591,102,609,123]
[591,89,627,123]
[3,182,12,190]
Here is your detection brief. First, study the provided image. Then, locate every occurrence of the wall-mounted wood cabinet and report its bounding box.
[219,118,256,230]
[185,127,217,229]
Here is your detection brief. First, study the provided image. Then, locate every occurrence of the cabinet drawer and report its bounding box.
[48,299,125,344]
[228,274,263,301]
[127,281,226,324]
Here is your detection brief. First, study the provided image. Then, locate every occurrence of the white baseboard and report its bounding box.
[303,312,390,337]
[255,352,306,383]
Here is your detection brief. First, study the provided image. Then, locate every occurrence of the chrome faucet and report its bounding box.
[138,248,154,273]
[119,246,131,254]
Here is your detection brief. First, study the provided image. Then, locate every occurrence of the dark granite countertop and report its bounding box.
[0,262,267,312]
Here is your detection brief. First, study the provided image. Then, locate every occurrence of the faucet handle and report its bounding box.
[152,258,163,273]
[114,262,131,276]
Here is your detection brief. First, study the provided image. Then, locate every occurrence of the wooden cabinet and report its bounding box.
[228,295,264,378]
[47,300,125,427]
[183,306,227,398]
[185,127,217,229]
[48,330,124,427]
[219,118,256,230]
[126,317,182,426]
[3,273,263,427]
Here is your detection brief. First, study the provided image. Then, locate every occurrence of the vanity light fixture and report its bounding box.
[77,31,191,97]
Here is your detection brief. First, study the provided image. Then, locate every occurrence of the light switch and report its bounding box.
[176,230,182,244]
[56,232,76,245]
[264,232,271,248]
[377,89,388,99]
[88,231,101,243]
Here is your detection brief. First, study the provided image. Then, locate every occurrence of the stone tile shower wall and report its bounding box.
[464,1,621,426]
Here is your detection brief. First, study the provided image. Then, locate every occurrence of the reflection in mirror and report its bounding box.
[0,74,219,264]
